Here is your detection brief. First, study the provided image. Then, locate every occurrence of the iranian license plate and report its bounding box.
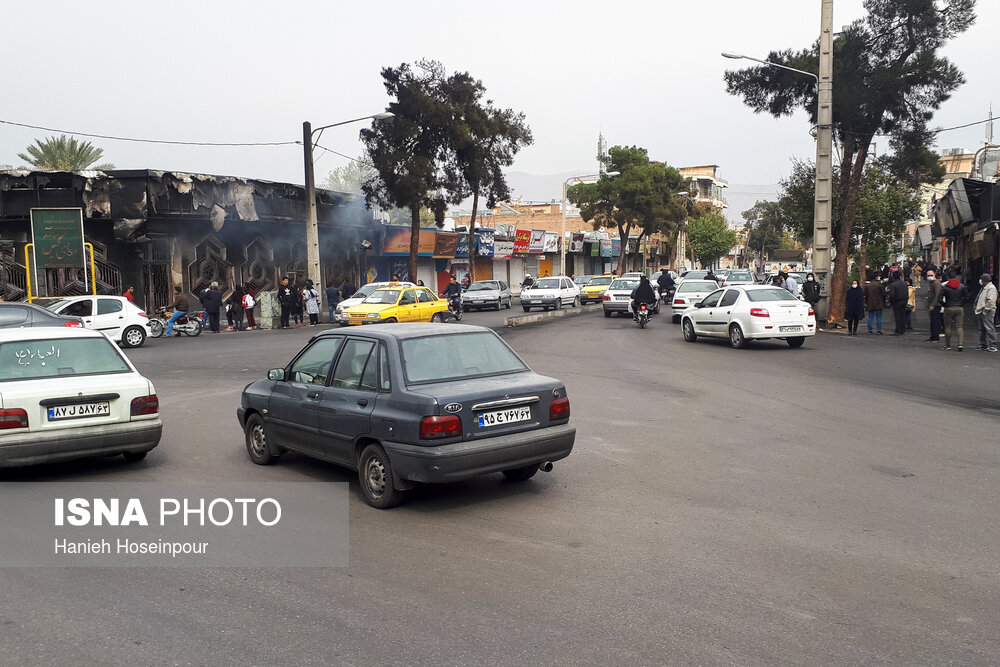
[48,401,110,421]
[478,406,531,427]
[779,326,802,333]
[528,299,540,304]
[616,296,629,300]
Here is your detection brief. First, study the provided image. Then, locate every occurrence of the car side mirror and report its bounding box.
[267,368,286,381]
[694,302,704,308]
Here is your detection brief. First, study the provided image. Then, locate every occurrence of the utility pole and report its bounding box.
[812,0,834,323]
[302,121,322,293]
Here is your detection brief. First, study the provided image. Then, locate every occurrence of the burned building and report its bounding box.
[0,169,378,309]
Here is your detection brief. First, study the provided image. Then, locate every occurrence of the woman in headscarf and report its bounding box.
[226,284,246,331]
[303,280,320,326]
[845,278,865,335]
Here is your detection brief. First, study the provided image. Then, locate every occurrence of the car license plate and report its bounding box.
[780,326,802,333]
[616,295,629,301]
[478,406,531,427]
[528,299,540,304]
[47,401,110,421]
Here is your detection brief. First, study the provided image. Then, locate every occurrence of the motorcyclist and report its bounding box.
[630,276,657,322]
[165,286,189,338]
[440,276,463,316]
[521,274,534,289]
[656,269,675,300]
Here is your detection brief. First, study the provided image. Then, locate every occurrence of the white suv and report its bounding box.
[520,276,580,312]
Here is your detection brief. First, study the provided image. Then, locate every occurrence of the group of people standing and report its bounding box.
[197,282,258,333]
[276,277,324,329]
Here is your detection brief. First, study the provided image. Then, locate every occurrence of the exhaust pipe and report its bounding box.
[537,461,553,473]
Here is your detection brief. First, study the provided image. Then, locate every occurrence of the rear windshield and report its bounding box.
[727,273,752,281]
[467,282,499,291]
[609,279,639,290]
[678,281,715,293]
[746,288,797,302]
[353,284,378,298]
[0,337,132,382]
[401,331,527,384]
[587,277,613,286]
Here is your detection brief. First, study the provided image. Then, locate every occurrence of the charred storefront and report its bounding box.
[0,169,379,309]
[931,178,1000,280]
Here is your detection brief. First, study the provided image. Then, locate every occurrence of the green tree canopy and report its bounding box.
[688,213,737,268]
[18,135,115,170]
[724,0,974,325]
[742,200,788,260]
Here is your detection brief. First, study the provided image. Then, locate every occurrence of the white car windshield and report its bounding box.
[353,284,379,298]
[533,279,560,289]
[467,282,499,292]
[746,288,798,302]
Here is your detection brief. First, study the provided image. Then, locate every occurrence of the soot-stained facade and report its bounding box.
[0,169,378,309]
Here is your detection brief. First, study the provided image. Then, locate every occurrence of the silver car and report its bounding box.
[671,280,720,323]
[462,280,512,311]
[602,278,660,317]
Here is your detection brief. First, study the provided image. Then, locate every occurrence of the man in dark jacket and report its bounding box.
[630,276,657,321]
[200,281,224,333]
[340,280,356,300]
[940,272,969,350]
[887,271,909,335]
[326,281,341,323]
[862,277,885,334]
[656,269,675,301]
[802,272,821,310]
[277,277,296,329]
[925,269,943,342]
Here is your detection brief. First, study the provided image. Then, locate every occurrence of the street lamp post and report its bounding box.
[560,172,619,276]
[303,112,393,293]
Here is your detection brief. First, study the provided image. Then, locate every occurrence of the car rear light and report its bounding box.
[0,408,29,430]
[808,307,815,317]
[549,397,570,421]
[603,294,610,301]
[419,415,461,440]
[130,394,159,416]
[137,311,147,318]
[750,308,770,317]
[65,321,82,327]
[673,299,685,305]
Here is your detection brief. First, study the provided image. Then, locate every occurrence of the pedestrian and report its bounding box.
[780,270,799,298]
[845,279,865,335]
[277,277,295,329]
[913,262,923,285]
[340,279,356,300]
[973,273,997,352]
[227,284,246,332]
[802,272,821,311]
[416,279,425,287]
[326,280,340,323]
[925,269,943,342]
[863,276,885,334]
[291,282,305,326]
[303,280,320,325]
[122,285,136,303]
[391,274,400,281]
[887,270,908,335]
[200,281,224,333]
[940,271,969,351]
[243,288,257,330]
[905,278,916,330]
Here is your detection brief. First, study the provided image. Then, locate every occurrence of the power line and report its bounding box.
[0,118,298,147]
[836,116,995,138]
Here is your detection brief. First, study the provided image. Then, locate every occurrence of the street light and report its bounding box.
[303,112,394,292]
[721,52,818,82]
[560,171,619,276]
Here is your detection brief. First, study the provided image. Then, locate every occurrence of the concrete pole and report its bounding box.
[812,0,834,321]
[560,180,568,276]
[303,121,323,294]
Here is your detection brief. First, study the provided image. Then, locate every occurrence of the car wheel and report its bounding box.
[729,323,747,349]
[244,413,277,465]
[337,321,348,327]
[572,296,579,308]
[522,306,530,312]
[122,325,146,348]
[359,444,404,509]
[672,314,680,324]
[653,302,660,315]
[787,336,805,348]
[149,319,164,338]
[431,313,443,323]
[502,465,538,482]
[383,317,398,323]
[554,299,561,310]
[495,301,502,311]
[682,319,698,342]
[603,310,611,318]
[122,451,147,463]
[505,298,512,309]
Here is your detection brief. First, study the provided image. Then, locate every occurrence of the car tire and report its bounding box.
[244,413,277,465]
[572,296,579,308]
[495,301,502,311]
[554,299,561,310]
[729,323,747,349]
[149,319,164,338]
[604,310,611,318]
[122,325,146,348]
[682,319,698,342]
[384,317,398,323]
[522,306,530,312]
[672,314,681,324]
[505,298,512,309]
[787,336,805,348]
[502,465,538,482]
[122,451,147,463]
[431,313,443,323]
[359,444,405,509]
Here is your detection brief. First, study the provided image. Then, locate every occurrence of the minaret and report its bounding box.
[597,133,608,173]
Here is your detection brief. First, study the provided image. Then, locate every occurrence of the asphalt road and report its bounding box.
[2,309,998,665]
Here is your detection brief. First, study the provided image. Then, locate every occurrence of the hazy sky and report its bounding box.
[2,0,995,197]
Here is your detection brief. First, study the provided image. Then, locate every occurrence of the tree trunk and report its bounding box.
[859,233,868,284]
[409,203,420,283]
[826,137,871,328]
[468,189,480,284]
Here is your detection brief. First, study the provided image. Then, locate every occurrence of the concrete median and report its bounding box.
[504,304,601,327]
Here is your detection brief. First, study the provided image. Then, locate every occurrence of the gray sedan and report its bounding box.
[237,324,576,508]
[462,280,512,311]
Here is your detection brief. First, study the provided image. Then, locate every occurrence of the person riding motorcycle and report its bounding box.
[165,285,189,337]
[630,275,657,322]
[656,269,675,300]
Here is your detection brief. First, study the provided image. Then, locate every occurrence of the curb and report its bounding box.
[504,304,600,327]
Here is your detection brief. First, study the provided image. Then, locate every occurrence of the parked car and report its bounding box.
[337,286,451,325]
[670,280,719,322]
[520,276,580,311]
[573,275,594,287]
[579,275,615,304]
[0,302,83,330]
[0,327,161,467]
[334,281,416,325]
[237,324,575,508]
[462,280,512,311]
[600,277,661,317]
[47,295,151,348]
[679,285,816,348]
[718,270,756,285]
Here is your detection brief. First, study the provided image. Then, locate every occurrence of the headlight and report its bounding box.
[367,313,381,319]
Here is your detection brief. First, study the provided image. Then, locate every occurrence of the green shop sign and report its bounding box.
[30,208,84,269]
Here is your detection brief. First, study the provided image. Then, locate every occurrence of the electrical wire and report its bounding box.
[0,119,298,147]
[836,116,995,138]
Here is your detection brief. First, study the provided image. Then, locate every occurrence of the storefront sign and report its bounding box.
[494,241,514,260]
[30,208,85,269]
[528,229,545,253]
[456,233,470,258]
[476,229,495,257]
[612,239,621,256]
[434,232,458,258]
[514,229,531,254]
[381,226,436,256]
[543,232,558,253]
[570,233,584,253]
[600,239,613,257]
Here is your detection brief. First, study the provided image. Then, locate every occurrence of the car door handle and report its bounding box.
[307,391,321,399]
[357,399,368,407]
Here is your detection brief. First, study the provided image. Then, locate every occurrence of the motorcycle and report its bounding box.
[657,284,675,305]
[149,307,204,338]
[632,302,653,329]
[445,294,463,321]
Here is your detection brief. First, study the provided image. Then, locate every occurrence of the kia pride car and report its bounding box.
[671,280,719,322]
[602,278,640,317]
[580,275,615,304]
[0,302,83,330]
[679,285,816,348]
[0,327,161,467]
[48,295,151,348]
[339,286,451,325]
[237,324,575,508]
[462,280,512,311]
[520,276,580,311]
[334,281,415,325]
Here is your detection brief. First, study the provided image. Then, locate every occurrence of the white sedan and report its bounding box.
[670,280,720,323]
[0,327,162,467]
[48,295,151,348]
[679,285,816,348]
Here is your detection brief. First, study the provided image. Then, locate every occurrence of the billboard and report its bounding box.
[528,229,545,253]
[494,241,514,260]
[514,229,532,253]
[382,227,436,256]
[30,208,85,269]
[543,232,558,253]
